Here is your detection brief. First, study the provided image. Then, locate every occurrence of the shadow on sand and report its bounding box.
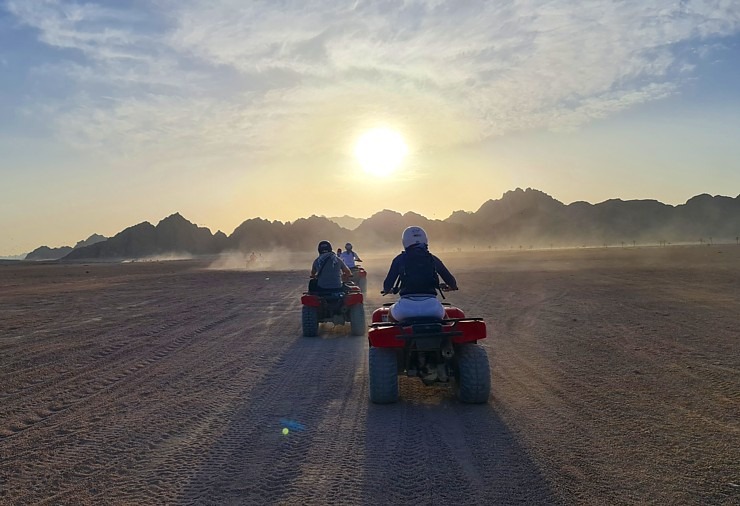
[178,322,558,504]
[361,380,560,505]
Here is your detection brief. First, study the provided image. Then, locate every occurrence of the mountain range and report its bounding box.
[323,215,364,230]
[25,188,740,261]
[25,234,108,260]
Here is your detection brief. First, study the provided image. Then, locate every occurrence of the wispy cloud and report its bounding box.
[7,0,740,164]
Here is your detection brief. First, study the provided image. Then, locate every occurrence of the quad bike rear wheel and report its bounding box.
[349,303,366,336]
[369,347,399,404]
[454,343,491,404]
[302,306,319,337]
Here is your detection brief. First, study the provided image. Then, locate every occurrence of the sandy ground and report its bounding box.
[0,246,738,505]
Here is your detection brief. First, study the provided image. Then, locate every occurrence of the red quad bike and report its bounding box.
[367,286,491,404]
[350,265,368,294]
[301,284,366,337]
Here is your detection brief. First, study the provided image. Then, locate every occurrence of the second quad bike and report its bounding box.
[301,283,366,337]
[367,287,490,404]
[350,266,367,294]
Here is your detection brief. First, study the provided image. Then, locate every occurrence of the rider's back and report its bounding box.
[398,248,439,296]
[339,250,357,269]
[312,252,344,290]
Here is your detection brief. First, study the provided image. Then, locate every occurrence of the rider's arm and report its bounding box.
[353,251,362,262]
[310,258,319,278]
[382,255,402,293]
[434,256,458,290]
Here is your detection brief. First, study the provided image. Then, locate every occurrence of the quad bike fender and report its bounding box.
[453,320,487,343]
[368,326,406,348]
[444,307,465,319]
[344,292,363,306]
[301,294,321,307]
[368,318,487,348]
[371,307,391,323]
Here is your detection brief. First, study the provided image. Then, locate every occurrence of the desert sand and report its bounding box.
[1,246,738,505]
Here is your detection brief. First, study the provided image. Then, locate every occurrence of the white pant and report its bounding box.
[390,295,445,321]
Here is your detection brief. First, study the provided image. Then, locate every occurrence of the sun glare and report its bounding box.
[354,128,408,177]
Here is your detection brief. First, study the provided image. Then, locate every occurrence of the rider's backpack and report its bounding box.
[308,255,330,292]
[399,249,439,294]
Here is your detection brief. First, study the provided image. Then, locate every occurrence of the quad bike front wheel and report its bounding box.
[368,347,399,404]
[454,343,491,404]
[302,306,319,337]
[349,303,366,336]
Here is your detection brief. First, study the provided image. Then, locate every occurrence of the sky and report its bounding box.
[1,0,740,255]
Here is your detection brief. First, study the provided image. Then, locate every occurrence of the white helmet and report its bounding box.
[402,226,428,249]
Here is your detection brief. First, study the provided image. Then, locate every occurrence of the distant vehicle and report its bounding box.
[367,285,490,404]
[339,245,365,292]
[349,265,367,294]
[301,283,366,337]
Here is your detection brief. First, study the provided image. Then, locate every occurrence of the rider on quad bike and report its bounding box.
[302,240,366,337]
[382,226,457,319]
[339,242,362,267]
[310,240,352,292]
[339,242,367,293]
[368,226,490,404]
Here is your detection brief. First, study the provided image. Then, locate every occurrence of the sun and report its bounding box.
[354,128,408,177]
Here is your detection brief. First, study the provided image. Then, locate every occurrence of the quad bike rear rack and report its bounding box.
[370,317,484,329]
[370,317,484,340]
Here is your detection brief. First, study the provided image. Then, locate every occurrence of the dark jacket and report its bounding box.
[382,246,457,296]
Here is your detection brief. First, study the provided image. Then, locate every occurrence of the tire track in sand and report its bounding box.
[180,331,369,505]
[362,380,558,505]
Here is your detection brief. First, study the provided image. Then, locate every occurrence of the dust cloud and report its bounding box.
[207,249,311,272]
[121,253,194,263]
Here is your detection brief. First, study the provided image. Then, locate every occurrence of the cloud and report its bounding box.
[7,0,740,165]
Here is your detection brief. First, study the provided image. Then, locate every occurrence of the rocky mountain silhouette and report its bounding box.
[448,188,740,247]
[229,215,348,252]
[324,215,364,230]
[25,233,108,261]
[64,213,225,260]
[353,210,468,249]
[47,188,740,261]
[74,234,107,250]
[25,245,74,261]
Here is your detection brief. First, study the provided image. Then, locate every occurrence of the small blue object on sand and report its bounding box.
[279,419,306,431]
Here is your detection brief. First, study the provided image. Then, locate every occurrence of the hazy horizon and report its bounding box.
[2,1,739,255]
[7,187,740,259]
